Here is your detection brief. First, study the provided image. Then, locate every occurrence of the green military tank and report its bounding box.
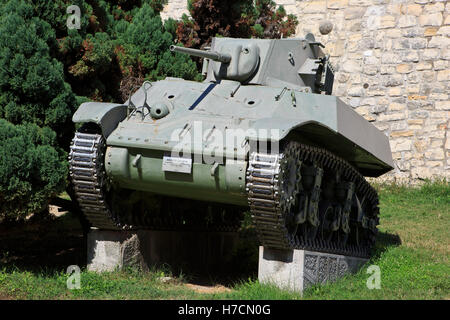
[69,34,393,258]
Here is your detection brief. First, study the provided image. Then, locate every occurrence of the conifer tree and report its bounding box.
[0,0,74,219]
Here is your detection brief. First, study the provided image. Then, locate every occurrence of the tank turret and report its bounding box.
[172,36,335,95]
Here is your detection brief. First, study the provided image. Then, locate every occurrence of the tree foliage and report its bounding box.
[176,0,298,48]
[0,0,76,141]
[52,0,200,101]
[0,119,68,221]
[0,0,74,220]
[114,3,201,88]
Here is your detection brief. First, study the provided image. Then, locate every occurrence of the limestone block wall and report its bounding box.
[160,0,190,21]
[161,0,450,183]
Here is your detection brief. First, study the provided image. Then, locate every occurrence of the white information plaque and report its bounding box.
[162,156,192,174]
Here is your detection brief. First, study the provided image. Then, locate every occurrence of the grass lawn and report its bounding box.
[0,182,448,300]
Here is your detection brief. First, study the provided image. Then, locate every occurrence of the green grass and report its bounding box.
[0,267,208,300]
[0,182,448,300]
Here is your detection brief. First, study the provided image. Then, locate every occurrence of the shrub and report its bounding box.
[113,3,201,97]
[0,119,68,221]
[0,0,74,219]
[0,0,76,144]
[115,3,201,82]
[176,0,298,48]
[51,1,200,101]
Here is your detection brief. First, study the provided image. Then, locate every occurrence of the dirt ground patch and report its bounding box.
[48,205,69,218]
[184,283,232,294]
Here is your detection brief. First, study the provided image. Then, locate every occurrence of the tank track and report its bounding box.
[69,129,242,232]
[69,131,121,230]
[246,141,379,258]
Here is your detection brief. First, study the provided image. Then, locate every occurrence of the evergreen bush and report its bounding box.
[0,0,74,219]
[0,119,68,221]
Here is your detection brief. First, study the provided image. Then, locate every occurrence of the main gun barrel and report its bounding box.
[170,45,231,63]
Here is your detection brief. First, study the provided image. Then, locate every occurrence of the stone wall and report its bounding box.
[161,0,450,183]
[160,0,190,21]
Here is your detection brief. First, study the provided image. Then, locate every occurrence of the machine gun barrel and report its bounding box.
[170,45,231,63]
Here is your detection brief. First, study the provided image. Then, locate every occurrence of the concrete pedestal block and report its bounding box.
[258,246,368,294]
[87,229,239,274]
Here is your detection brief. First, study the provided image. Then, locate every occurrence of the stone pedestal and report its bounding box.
[258,246,368,294]
[87,229,239,274]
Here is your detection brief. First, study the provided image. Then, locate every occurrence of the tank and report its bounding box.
[69,34,393,258]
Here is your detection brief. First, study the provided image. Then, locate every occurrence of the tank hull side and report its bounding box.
[105,146,248,206]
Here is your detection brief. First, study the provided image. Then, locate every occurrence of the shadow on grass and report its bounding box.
[371,231,402,260]
[0,199,258,288]
[0,199,87,275]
